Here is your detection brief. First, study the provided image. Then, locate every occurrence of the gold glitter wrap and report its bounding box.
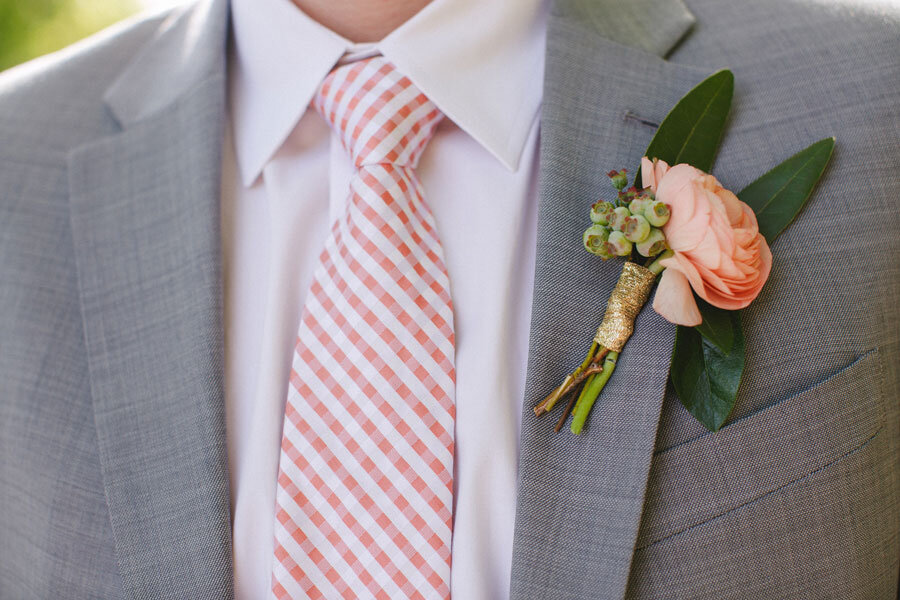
[593,262,657,352]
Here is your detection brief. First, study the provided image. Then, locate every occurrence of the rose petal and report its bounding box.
[692,260,731,295]
[716,187,744,225]
[664,253,705,297]
[689,226,725,271]
[653,268,702,326]
[641,157,656,191]
[656,164,704,202]
[642,157,670,193]
[664,184,712,251]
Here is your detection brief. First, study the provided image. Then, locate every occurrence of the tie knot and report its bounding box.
[313,57,444,168]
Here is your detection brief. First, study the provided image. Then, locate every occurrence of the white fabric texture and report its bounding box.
[223,0,546,598]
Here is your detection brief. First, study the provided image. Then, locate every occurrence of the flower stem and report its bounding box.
[553,348,610,431]
[553,388,580,433]
[579,342,600,372]
[647,249,674,275]
[570,351,619,435]
[571,372,597,424]
[534,342,599,416]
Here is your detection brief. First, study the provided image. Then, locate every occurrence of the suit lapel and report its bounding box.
[510,1,715,598]
[67,1,233,598]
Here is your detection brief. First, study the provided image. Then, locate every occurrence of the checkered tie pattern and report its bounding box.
[271,57,455,600]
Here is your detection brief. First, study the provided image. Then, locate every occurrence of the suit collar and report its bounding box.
[104,0,229,127]
[554,0,695,57]
[510,1,706,598]
[69,1,233,597]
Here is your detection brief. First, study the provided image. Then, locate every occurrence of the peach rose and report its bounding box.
[641,157,772,327]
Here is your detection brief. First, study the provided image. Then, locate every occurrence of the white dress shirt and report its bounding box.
[222,0,546,598]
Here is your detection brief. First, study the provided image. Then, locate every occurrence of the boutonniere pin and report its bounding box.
[534,70,834,434]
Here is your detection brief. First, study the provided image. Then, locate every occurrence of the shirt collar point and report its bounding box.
[238,157,264,188]
[437,97,540,174]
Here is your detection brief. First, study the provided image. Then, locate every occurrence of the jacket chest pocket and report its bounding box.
[636,347,886,549]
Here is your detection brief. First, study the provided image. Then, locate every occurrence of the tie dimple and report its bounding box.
[313,57,444,168]
[271,56,455,600]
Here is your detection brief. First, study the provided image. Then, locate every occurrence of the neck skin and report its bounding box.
[292,0,433,43]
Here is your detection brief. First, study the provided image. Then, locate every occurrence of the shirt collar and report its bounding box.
[229,0,546,186]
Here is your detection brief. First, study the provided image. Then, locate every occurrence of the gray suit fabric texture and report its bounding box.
[0,0,897,598]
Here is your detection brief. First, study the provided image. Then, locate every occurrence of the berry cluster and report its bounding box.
[583,169,670,260]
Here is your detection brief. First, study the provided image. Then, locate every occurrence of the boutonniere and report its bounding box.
[534,70,834,434]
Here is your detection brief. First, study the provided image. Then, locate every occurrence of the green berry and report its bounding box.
[628,197,650,217]
[607,231,633,256]
[610,206,631,232]
[636,228,668,257]
[624,214,651,243]
[583,224,612,257]
[607,169,628,191]
[644,200,671,227]
[590,201,615,225]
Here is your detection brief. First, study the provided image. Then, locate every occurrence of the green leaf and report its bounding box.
[693,298,736,354]
[738,137,836,243]
[671,311,745,431]
[635,69,734,185]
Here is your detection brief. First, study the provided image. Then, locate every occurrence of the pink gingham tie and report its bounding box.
[271,57,455,599]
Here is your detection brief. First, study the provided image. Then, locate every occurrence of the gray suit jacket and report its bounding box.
[0,0,897,598]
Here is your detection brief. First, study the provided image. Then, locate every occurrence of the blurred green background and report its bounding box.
[0,0,146,72]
